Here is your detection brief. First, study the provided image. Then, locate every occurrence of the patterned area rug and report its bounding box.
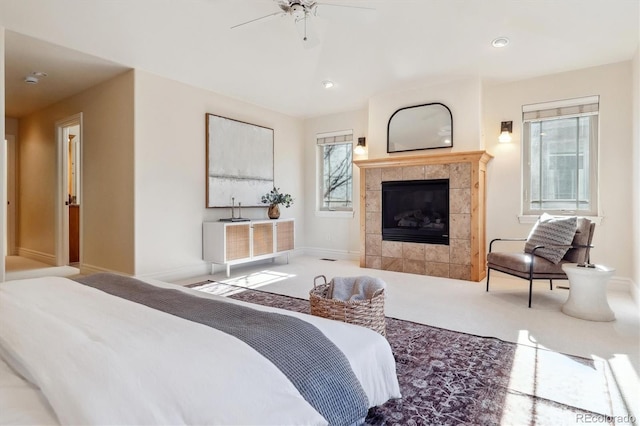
[187,281,630,426]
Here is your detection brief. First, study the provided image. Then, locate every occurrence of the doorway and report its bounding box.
[56,114,82,267]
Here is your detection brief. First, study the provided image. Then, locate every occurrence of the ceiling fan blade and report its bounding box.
[230,11,285,30]
[314,2,376,12]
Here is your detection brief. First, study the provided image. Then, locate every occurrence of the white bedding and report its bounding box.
[0,276,400,425]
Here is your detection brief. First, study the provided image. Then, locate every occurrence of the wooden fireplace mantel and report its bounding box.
[353,150,493,169]
[354,150,493,282]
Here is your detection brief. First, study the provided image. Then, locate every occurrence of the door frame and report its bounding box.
[55,113,83,266]
[4,135,16,256]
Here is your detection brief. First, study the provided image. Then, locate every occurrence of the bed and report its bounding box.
[0,273,401,425]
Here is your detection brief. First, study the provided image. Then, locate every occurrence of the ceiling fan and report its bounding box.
[231,0,374,46]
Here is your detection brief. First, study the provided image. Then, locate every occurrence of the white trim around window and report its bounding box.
[316,129,354,215]
[522,96,599,217]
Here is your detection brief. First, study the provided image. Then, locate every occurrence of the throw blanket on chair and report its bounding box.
[76,273,369,426]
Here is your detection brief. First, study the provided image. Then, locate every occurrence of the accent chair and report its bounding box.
[486,216,595,308]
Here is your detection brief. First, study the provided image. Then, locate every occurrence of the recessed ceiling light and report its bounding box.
[24,76,39,84]
[321,80,334,89]
[491,37,509,48]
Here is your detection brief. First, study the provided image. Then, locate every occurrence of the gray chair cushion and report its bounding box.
[487,252,567,278]
[564,218,594,263]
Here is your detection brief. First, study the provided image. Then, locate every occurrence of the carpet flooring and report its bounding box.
[188,281,631,426]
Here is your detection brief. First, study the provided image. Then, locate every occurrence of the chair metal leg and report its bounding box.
[549,279,553,290]
[486,268,491,292]
[528,253,534,308]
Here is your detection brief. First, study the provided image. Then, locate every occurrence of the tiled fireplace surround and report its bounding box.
[354,151,492,282]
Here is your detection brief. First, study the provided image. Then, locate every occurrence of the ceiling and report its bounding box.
[1,0,638,118]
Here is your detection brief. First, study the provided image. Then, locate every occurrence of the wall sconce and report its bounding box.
[499,121,513,143]
[354,137,366,155]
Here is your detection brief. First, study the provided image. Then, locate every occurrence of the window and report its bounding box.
[316,130,353,212]
[522,96,599,216]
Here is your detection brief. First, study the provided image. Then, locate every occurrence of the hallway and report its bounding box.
[5,256,80,281]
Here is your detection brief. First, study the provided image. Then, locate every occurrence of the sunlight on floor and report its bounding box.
[193,270,296,296]
[609,354,640,422]
[500,330,633,425]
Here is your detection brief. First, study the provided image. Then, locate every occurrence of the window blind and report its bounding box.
[522,95,599,121]
[316,129,353,145]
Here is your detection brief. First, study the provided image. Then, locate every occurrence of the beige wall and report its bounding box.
[302,109,367,257]
[5,117,18,135]
[18,112,56,257]
[483,61,634,278]
[18,71,135,274]
[133,70,305,278]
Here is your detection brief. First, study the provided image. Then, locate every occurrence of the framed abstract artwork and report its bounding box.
[206,114,274,208]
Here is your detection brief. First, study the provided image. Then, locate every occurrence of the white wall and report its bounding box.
[302,109,368,257]
[367,77,484,158]
[483,61,634,279]
[632,45,640,300]
[134,70,305,279]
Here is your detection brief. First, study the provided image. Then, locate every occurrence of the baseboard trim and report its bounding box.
[608,276,633,293]
[136,262,211,282]
[79,263,116,276]
[17,247,56,266]
[301,247,359,262]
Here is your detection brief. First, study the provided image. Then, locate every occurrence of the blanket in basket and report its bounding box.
[328,276,386,301]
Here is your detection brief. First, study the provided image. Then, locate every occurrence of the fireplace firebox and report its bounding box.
[382,179,449,245]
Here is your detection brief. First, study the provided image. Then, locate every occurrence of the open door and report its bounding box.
[55,114,82,267]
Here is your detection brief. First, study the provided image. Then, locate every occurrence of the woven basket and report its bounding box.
[309,275,386,336]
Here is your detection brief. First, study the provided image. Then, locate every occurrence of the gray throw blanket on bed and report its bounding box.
[74,273,368,426]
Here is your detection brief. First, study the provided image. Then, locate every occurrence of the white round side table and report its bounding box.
[561,263,615,321]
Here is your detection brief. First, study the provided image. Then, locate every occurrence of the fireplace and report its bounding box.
[355,151,492,281]
[382,179,449,245]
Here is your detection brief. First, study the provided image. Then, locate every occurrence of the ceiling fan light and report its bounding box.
[290,4,306,20]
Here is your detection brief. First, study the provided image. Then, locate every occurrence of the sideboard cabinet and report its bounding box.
[203,219,294,276]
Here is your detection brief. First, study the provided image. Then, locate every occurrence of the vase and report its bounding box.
[267,204,280,219]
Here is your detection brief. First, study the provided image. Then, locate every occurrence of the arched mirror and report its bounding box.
[387,103,453,153]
